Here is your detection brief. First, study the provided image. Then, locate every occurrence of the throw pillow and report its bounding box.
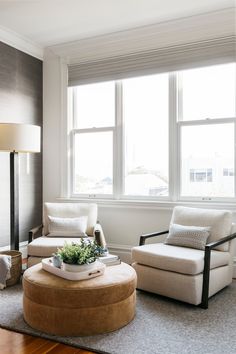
[165,223,211,250]
[47,215,88,237]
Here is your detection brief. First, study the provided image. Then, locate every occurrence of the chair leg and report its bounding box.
[200,271,209,309]
[200,297,208,309]
[201,247,211,309]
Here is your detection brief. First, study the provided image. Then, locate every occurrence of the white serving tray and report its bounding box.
[42,258,105,281]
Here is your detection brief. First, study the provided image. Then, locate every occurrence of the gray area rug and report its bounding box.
[0,282,236,354]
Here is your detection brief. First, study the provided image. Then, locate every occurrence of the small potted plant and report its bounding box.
[56,239,100,273]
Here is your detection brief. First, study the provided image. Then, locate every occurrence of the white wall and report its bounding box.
[43,49,61,202]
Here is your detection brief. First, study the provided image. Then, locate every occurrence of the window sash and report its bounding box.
[71,128,115,198]
[177,118,236,201]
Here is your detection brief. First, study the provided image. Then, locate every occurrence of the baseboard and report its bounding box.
[19,242,28,259]
[108,243,132,264]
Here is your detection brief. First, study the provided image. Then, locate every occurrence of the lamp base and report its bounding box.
[10,151,19,251]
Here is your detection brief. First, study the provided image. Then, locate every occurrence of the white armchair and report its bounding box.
[132,206,236,309]
[27,203,106,267]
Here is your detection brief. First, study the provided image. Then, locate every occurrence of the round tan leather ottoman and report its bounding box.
[23,262,137,336]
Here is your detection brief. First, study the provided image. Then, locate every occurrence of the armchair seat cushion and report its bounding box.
[132,243,230,275]
[28,236,94,258]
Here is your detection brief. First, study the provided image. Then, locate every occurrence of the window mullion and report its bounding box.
[234,121,236,198]
[70,129,76,196]
[113,81,123,199]
[169,73,178,201]
[73,88,78,127]
[177,72,183,122]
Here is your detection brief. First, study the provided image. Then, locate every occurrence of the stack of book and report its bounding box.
[98,254,121,266]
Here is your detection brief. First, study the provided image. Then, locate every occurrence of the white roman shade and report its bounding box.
[65,9,236,86]
[68,36,236,86]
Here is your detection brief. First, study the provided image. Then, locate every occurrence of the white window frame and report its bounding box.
[68,65,236,203]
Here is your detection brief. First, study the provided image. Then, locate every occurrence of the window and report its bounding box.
[181,123,234,198]
[71,81,115,196]
[179,63,236,199]
[181,64,236,120]
[123,74,169,197]
[69,63,236,202]
[73,82,115,128]
[73,132,113,195]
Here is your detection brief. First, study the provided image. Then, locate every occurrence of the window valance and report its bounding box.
[68,36,235,86]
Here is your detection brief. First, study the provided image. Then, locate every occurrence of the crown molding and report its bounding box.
[0,25,43,60]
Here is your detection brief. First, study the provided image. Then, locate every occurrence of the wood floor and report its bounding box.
[0,328,95,354]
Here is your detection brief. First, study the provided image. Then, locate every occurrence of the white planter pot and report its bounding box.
[62,261,97,273]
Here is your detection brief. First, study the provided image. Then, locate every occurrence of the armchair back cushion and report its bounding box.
[44,203,97,237]
[165,223,210,250]
[47,215,88,237]
[171,206,232,251]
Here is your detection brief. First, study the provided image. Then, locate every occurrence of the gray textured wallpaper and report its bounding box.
[0,41,42,247]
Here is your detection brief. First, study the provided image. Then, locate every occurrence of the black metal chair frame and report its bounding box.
[139,230,236,309]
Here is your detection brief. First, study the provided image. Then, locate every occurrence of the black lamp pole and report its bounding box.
[10,151,19,250]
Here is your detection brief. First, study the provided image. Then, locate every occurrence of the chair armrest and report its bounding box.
[28,224,43,243]
[205,232,236,250]
[139,230,169,246]
[201,231,236,309]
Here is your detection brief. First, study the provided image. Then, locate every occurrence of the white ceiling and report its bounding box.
[0,0,234,48]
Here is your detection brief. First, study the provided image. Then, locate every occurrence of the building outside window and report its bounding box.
[223,168,234,177]
[189,169,213,183]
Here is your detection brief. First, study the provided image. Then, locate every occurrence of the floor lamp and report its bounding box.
[0,123,41,250]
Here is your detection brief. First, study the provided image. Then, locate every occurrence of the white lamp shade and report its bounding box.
[0,123,41,153]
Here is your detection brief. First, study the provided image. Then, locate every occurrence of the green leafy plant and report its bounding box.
[56,239,101,265]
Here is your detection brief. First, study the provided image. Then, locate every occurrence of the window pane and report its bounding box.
[181,123,234,198]
[123,74,169,197]
[181,63,236,121]
[74,81,115,128]
[74,132,113,195]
